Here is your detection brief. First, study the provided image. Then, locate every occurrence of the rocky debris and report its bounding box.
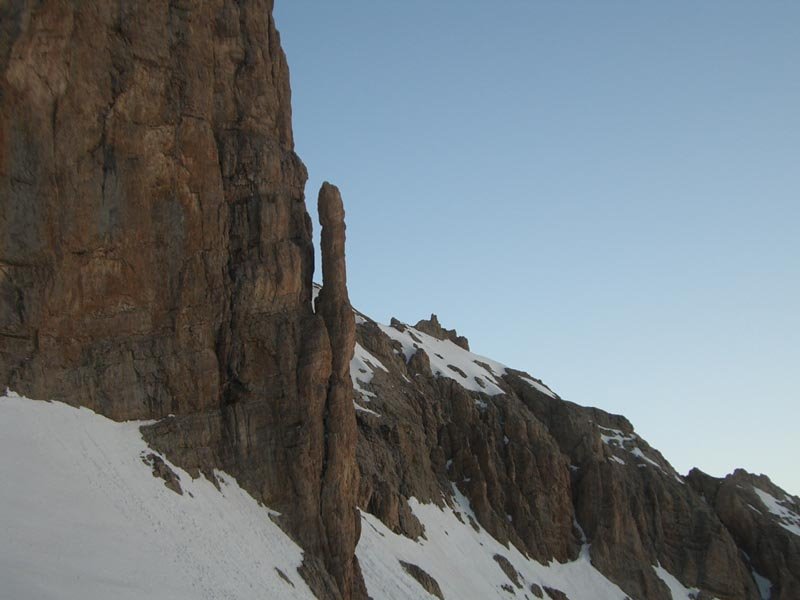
[494,554,523,589]
[399,561,444,600]
[1,3,362,598]
[687,468,800,600]
[414,314,470,350]
[141,452,182,495]
[275,568,296,588]
[543,587,570,600]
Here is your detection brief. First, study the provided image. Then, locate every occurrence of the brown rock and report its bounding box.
[1,3,361,598]
[687,468,800,600]
[354,315,765,600]
[316,182,361,599]
[399,560,444,600]
[141,452,183,495]
[415,314,470,350]
[543,587,570,600]
[3,5,796,600]
[493,554,522,589]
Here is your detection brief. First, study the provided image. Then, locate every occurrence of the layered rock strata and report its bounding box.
[315,182,362,599]
[351,314,786,600]
[687,469,800,600]
[1,2,360,597]
[3,3,798,600]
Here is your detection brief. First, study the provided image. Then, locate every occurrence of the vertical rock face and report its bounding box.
[1,0,306,420]
[687,469,800,600]
[316,182,361,599]
[1,2,360,598]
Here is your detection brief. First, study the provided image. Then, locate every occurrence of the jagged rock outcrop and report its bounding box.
[351,314,777,600]
[415,314,470,350]
[1,2,360,598]
[687,469,800,600]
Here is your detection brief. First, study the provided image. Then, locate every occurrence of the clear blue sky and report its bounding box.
[274,2,800,495]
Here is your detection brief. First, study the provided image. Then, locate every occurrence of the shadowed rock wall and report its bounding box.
[1,2,361,597]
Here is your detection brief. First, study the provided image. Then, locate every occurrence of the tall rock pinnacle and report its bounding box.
[316,182,363,599]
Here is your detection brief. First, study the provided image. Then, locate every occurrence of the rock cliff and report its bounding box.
[687,469,800,600]
[2,2,798,600]
[1,1,360,597]
[351,313,797,599]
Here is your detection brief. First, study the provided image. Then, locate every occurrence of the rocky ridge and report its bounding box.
[350,310,798,600]
[686,469,800,600]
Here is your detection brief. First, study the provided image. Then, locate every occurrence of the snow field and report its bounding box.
[357,485,631,600]
[0,391,315,600]
[753,486,800,537]
[377,323,508,396]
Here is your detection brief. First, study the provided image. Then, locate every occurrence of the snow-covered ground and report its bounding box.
[318,283,559,406]
[653,563,702,600]
[753,486,800,537]
[377,323,509,396]
[357,486,631,600]
[0,391,315,600]
[599,426,670,473]
[351,342,388,414]
[519,376,558,399]
[0,389,720,600]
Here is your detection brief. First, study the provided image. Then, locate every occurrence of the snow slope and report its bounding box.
[753,486,800,537]
[0,391,315,600]
[357,486,630,600]
[377,323,509,396]
[653,563,702,600]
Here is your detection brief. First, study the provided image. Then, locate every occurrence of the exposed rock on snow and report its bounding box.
[356,486,629,600]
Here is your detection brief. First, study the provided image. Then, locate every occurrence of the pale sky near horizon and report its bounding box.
[274,2,799,496]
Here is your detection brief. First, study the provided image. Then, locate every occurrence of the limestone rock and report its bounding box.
[316,182,361,599]
[687,468,800,600]
[1,3,361,598]
[415,314,470,350]
[399,561,444,600]
[353,314,768,600]
[3,4,797,600]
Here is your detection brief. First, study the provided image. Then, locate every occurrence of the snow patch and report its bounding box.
[0,392,315,600]
[752,568,772,600]
[753,487,800,537]
[378,323,507,395]
[599,426,669,475]
[351,342,388,401]
[311,283,321,310]
[653,563,702,600]
[354,400,381,417]
[357,484,629,600]
[520,376,557,398]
